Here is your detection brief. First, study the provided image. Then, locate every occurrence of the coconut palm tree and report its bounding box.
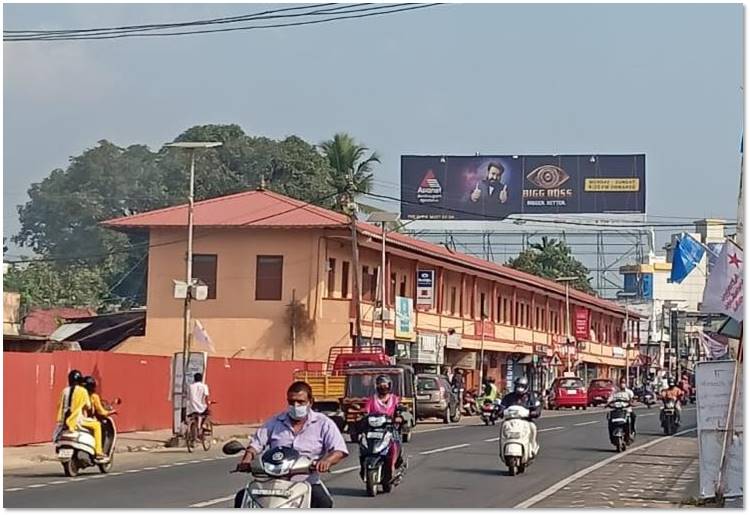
[319,133,380,213]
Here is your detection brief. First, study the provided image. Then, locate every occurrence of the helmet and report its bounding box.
[375,375,392,392]
[68,369,83,387]
[83,376,97,393]
[513,377,529,394]
[668,377,676,388]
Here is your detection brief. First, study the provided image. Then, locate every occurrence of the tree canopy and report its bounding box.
[506,236,594,294]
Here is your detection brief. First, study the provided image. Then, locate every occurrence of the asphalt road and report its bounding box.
[3,405,697,508]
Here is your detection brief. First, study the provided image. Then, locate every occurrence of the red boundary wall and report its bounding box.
[3,351,322,446]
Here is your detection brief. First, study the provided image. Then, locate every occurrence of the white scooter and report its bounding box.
[223,441,331,508]
[499,404,539,476]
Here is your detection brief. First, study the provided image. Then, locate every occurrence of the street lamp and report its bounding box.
[556,276,580,373]
[366,212,400,348]
[165,141,222,437]
[617,291,638,386]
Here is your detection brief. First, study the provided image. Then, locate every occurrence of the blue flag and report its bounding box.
[670,233,705,283]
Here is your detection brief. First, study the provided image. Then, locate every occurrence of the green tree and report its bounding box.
[319,133,380,212]
[4,262,109,310]
[507,237,594,294]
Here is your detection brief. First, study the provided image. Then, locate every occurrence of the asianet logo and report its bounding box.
[417,170,442,204]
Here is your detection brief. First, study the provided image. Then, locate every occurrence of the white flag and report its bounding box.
[193,319,216,353]
[699,331,729,360]
[702,238,744,321]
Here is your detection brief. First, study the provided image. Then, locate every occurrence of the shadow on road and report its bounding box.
[451,467,504,477]
[329,486,371,498]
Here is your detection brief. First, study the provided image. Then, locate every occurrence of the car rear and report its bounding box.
[587,379,614,406]
[551,378,587,409]
[416,375,449,419]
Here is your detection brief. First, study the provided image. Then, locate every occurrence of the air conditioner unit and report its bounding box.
[375,308,392,322]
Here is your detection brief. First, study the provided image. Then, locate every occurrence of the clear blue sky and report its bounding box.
[3,3,743,252]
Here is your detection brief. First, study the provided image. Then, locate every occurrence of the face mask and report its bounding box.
[377,387,389,395]
[288,404,309,420]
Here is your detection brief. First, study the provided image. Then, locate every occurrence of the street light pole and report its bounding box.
[556,276,579,374]
[479,310,486,390]
[380,221,386,348]
[625,298,630,386]
[165,141,221,436]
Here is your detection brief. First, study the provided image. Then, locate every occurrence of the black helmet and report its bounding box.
[514,377,529,394]
[668,377,676,388]
[83,376,97,394]
[375,375,392,392]
[68,369,83,387]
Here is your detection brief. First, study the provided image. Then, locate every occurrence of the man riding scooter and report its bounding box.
[608,378,636,438]
[661,378,684,424]
[499,377,541,459]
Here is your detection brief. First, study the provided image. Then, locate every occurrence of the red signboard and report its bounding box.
[474,320,495,338]
[574,307,590,340]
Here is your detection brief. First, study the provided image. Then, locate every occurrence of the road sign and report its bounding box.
[550,353,563,367]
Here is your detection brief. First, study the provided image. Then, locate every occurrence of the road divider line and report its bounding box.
[419,443,470,455]
[190,495,235,508]
[331,465,360,475]
[539,426,564,432]
[484,437,500,442]
[5,487,23,492]
[514,427,697,508]
[26,484,45,488]
[574,421,599,427]
[143,466,157,470]
[49,480,66,484]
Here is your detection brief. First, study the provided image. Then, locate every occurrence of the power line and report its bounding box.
[5,4,440,42]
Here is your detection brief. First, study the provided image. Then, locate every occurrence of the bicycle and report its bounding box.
[185,401,216,453]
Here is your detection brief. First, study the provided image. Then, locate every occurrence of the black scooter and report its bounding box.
[606,398,633,452]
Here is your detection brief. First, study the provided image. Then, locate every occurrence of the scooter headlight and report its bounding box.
[372,432,392,454]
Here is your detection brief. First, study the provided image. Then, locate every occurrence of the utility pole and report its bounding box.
[346,179,363,350]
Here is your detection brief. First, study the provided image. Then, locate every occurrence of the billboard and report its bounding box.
[401,154,646,220]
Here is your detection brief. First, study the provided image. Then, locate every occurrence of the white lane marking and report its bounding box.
[173,462,186,466]
[27,483,46,488]
[123,469,139,473]
[539,426,564,432]
[416,425,463,434]
[70,477,89,482]
[159,464,173,468]
[49,480,66,484]
[142,466,157,471]
[188,460,202,464]
[109,472,124,476]
[419,443,470,455]
[331,465,360,475]
[574,420,599,427]
[514,427,697,508]
[5,487,23,492]
[484,437,500,442]
[189,495,235,508]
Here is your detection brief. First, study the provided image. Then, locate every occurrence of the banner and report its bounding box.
[416,270,435,308]
[702,238,744,321]
[670,233,706,284]
[401,154,646,220]
[574,307,590,341]
[394,296,415,341]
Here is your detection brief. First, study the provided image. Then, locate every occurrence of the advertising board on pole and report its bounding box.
[401,154,646,220]
[394,296,416,341]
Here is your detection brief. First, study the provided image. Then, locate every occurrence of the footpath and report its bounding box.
[528,431,742,509]
[3,423,259,471]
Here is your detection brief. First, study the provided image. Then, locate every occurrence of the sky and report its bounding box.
[3,3,744,255]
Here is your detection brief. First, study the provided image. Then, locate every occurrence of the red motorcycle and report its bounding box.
[462,389,478,416]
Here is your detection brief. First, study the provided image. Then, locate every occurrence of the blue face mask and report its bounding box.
[288,404,309,420]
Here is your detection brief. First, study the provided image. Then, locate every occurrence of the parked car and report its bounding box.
[587,378,615,407]
[416,374,461,424]
[548,377,588,410]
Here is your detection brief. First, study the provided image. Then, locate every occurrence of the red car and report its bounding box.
[548,377,588,410]
[587,378,615,407]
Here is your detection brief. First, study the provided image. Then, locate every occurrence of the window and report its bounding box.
[479,293,487,319]
[390,273,397,305]
[496,296,502,322]
[327,258,336,298]
[399,276,407,297]
[255,255,283,300]
[192,254,217,300]
[514,301,520,325]
[370,267,379,302]
[450,287,457,315]
[341,261,350,298]
[362,266,371,301]
[503,298,509,324]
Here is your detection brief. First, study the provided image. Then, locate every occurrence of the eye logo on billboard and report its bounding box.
[417,169,442,204]
[524,165,573,206]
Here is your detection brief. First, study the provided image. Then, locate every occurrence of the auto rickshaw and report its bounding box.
[342,364,416,443]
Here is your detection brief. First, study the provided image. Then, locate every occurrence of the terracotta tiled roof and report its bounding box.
[23,308,97,337]
[102,189,636,318]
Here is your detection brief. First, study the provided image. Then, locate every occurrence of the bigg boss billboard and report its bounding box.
[400,154,646,220]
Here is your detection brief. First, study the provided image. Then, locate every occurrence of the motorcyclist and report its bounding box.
[54,370,85,441]
[660,378,684,423]
[362,375,405,476]
[482,377,499,402]
[499,377,541,458]
[235,381,348,508]
[608,377,636,437]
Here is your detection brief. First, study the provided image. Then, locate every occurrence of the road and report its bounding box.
[4,405,697,508]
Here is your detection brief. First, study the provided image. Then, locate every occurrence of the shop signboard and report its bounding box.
[395,296,416,341]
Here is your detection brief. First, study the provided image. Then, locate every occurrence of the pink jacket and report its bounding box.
[364,394,400,417]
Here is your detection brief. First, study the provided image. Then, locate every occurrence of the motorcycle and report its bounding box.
[463,389,478,416]
[660,399,680,435]
[54,398,121,477]
[223,442,329,508]
[479,398,501,426]
[642,389,655,409]
[606,397,633,452]
[499,404,539,476]
[358,412,406,497]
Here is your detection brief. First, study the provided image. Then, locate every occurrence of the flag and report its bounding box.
[670,233,705,283]
[702,238,744,321]
[193,319,216,353]
[699,330,729,360]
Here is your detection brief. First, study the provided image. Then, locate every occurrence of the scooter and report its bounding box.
[54,399,120,477]
[499,404,539,476]
[606,397,632,452]
[480,399,501,426]
[642,389,655,409]
[358,413,406,497]
[223,442,329,508]
[463,389,478,416]
[660,399,680,435]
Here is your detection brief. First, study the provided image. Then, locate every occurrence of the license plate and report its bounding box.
[417,395,430,400]
[366,431,384,439]
[567,389,577,395]
[250,489,290,498]
[57,449,73,459]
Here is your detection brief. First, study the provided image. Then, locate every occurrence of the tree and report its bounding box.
[319,133,380,212]
[11,124,339,309]
[507,237,594,294]
[4,262,109,310]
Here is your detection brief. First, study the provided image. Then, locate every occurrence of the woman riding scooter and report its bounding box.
[361,376,405,478]
[83,376,118,460]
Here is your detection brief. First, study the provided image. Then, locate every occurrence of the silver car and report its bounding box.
[416,374,461,424]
